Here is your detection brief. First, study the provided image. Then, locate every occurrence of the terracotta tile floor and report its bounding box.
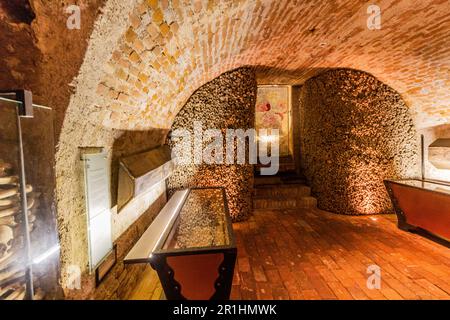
[128,266,163,300]
[130,208,450,300]
[231,209,450,300]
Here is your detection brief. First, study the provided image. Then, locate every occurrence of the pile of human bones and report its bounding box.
[0,159,37,300]
[174,189,229,249]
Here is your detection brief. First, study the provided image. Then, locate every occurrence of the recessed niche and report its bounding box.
[428,139,450,170]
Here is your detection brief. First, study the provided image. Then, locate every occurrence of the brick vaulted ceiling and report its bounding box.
[1,0,449,134]
[92,0,450,131]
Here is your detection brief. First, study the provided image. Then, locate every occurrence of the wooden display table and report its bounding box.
[385,179,450,246]
[124,187,237,300]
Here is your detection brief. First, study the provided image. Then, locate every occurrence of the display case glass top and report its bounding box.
[162,188,230,250]
[124,187,237,300]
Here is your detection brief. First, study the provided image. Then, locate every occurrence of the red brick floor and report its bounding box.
[230,208,450,300]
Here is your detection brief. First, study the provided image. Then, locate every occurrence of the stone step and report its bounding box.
[253,196,317,210]
[255,155,296,173]
[255,162,296,172]
[254,175,306,186]
[255,155,294,163]
[254,184,311,198]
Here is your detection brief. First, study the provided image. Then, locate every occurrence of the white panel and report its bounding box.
[84,153,110,219]
[82,151,113,270]
[89,210,112,268]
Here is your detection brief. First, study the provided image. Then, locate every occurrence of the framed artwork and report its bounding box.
[255,85,291,156]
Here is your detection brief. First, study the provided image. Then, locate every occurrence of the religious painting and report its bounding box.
[255,86,291,156]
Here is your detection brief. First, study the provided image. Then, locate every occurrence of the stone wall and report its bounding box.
[299,69,420,215]
[62,129,168,300]
[54,0,143,291]
[291,86,303,176]
[57,127,168,296]
[0,0,106,139]
[167,67,256,221]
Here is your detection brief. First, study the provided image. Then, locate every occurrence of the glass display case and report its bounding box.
[385,179,450,246]
[0,95,61,300]
[125,187,237,300]
[163,188,231,250]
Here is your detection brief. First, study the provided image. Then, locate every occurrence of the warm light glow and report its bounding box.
[370,217,378,222]
[32,245,60,264]
[258,134,279,143]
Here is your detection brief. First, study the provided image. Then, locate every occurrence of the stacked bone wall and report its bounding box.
[167,67,256,221]
[298,69,420,215]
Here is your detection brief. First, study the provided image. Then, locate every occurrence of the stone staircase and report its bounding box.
[254,155,296,173]
[253,171,317,210]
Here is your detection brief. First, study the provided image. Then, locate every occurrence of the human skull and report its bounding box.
[0,225,14,258]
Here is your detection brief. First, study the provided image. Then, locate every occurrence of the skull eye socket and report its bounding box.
[0,243,6,256]
[0,0,36,25]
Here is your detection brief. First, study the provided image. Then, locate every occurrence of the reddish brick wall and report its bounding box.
[3,1,447,134]
[0,0,106,139]
[92,0,450,130]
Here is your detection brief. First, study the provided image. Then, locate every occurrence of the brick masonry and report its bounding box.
[93,0,450,131]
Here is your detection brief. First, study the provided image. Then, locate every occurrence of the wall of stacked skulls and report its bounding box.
[168,67,257,221]
[299,69,420,215]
